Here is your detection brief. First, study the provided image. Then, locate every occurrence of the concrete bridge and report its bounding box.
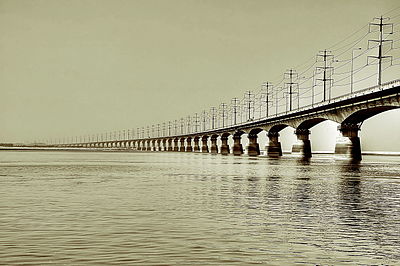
[57,79,400,161]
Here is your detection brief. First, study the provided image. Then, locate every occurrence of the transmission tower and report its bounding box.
[261,82,273,118]
[201,110,207,131]
[219,103,228,128]
[368,16,393,87]
[243,91,255,121]
[193,113,200,132]
[210,107,217,129]
[186,116,191,133]
[284,69,299,111]
[231,98,240,125]
[316,50,334,102]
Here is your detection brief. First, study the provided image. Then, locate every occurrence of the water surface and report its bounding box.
[1,151,400,265]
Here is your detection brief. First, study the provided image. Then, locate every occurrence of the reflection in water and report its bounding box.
[0,151,400,265]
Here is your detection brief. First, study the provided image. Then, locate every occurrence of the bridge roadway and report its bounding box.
[59,80,400,161]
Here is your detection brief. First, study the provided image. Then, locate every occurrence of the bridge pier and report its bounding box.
[232,134,243,156]
[338,123,362,161]
[266,132,282,157]
[210,135,218,154]
[247,133,260,156]
[156,139,161,151]
[294,129,312,158]
[162,139,167,151]
[186,137,193,152]
[168,139,173,151]
[220,135,230,155]
[173,139,179,151]
[179,138,185,152]
[193,137,200,152]
[202,137,209,153]
[146,140,151,151]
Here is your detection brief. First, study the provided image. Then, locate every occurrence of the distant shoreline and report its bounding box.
[1,147,400,156]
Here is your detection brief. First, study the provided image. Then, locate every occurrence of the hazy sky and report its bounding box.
[1,0,399,149]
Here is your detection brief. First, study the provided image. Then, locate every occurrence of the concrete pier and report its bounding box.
[247,133,260,156]
[210,135,218,154]
[338,123,362,161]
[232,134,243,156]
[201,137,209,153]
[179,138,185,152]
[294,129,312,158]
[186,137,193,152]
[220,135,230,155]
[266,131,282,157]
[193,137,200,152]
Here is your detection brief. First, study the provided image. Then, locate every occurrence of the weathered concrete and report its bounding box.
[179,138,185,152]
[201,136,209,153]
[168,139,173,151]
[193,137,200,152]
[173,139,179,151]
[294,128,312,158]
[186,137,193,152]
[247,133,260,156]
[210,135,218,154]
[338,123,362,161]
[266,131,282,157]
[220,135,230,155]
[232,133,243,156]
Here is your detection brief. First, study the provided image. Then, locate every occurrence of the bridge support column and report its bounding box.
[210,135,218,154]
[186,137,193,152]
[179,138,185,152]
[294,129,312,158]
[193,137,200,152]
[168,139,173,151]
[232,134,243,156]
[156,139,161,151]
[220,135,230,155]
[201,137,209,153]
[247,134,260,156]
[146,140,151,151]
[266,132,282,157]
[173,139,179,151]
[162,139,167,151]
[337,124,362,161]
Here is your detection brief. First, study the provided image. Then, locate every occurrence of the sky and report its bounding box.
[0,0,399,151]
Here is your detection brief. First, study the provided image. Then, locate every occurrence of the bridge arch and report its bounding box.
[342,106,400,125]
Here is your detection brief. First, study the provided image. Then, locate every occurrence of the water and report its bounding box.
[1,151,400,265]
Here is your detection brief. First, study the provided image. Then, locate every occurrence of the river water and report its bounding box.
[0,150,399,265]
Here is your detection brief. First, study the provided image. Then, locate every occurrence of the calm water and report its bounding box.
[0,151,400,265]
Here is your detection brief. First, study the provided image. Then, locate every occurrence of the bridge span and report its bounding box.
[57,80,400,161]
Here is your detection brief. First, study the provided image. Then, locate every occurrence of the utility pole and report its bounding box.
[193,113,200,132]
[261,82,273,118]
[316,50,334,102]
[219,103,227,128]
[157,124,160,137]
[180,118,184,134]
[368,16,393,88]
[284,69,298,111]
[174,120,178,135]
[243,91,254,121]
[186,116,191,133]
[202,110,207,131]
[231,98,240,125]
[210,107,217,129]
[168,121,172,136]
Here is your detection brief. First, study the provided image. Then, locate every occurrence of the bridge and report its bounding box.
[45,16,400,161]
[55,79,400,161]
